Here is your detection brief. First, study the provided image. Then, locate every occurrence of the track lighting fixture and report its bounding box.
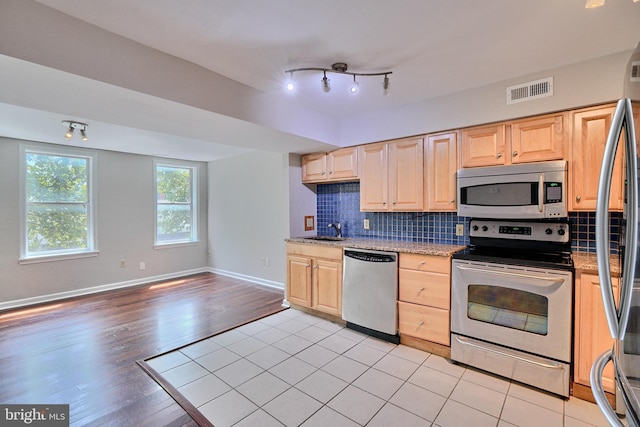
[62,120,89,141]
[284,62,392,95]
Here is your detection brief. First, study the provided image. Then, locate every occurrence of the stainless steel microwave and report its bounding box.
[457,160,567,219]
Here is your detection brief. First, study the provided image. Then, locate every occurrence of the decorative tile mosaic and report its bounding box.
[316,182,622,253]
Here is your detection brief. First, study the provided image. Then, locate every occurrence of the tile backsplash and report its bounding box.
[316,182,621,253]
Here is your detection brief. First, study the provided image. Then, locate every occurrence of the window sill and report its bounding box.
[154,241,201,250]
[19,251,100,265]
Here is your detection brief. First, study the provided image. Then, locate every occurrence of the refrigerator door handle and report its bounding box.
[590,349,626,427]
[596,98,638,340]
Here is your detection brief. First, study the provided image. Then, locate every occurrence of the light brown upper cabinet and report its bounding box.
[425,131,458,211]
[301,147,358,183]
[570,104,624,211]
[461,113,567,168]
[359,137,424,212]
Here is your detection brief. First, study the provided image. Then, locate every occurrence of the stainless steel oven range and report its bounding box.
[451,219,573,397]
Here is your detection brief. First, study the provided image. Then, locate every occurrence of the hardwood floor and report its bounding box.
[0,273,285,426]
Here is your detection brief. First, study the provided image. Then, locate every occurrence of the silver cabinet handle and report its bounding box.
[596,98,638,340]
[305,264,311,267]
[417,287,425,295]
[576,195,581,202]
[329,171,333,175]
[312,265,318,269]
[513,151,518,157]
[496,152,502,159]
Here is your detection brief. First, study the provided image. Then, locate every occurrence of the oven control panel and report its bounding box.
[468,219,570,243]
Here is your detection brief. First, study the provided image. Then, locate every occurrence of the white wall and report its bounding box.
[340,50,632,145]
[208,151,290,288]
[0,137,209,308]
[288,154,318,238]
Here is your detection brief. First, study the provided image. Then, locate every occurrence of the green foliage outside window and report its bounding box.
[156,166,194,242]
[26,153,89,254]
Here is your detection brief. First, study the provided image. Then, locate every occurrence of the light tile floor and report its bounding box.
[146,308,617,427]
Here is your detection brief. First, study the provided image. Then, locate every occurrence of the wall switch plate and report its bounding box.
[119,259,125,268]
[456,224,464,236]
[364,219,370,230]
[139,261,146,270]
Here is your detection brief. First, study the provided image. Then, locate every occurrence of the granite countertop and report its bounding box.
[572,251,621,275]
[286,237,466,257]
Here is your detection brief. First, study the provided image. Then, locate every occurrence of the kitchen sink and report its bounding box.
[303,236,346,241]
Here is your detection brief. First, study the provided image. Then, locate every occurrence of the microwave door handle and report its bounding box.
[538,174,544,213]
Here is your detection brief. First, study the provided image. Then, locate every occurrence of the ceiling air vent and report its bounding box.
[507,77,553,105]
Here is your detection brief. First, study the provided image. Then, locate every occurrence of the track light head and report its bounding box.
[80,129,88,141]
[64,125,74,140]
[349,75,359,94]
[383,74,390,96]
[321,71,331,93]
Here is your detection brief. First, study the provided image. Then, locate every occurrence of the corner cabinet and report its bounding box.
[398,253,451,346]
[359,137,424,212]
[425,131,458,211]
[570,105,624,211]
[301,147,358,183]
[574,270,619,396]
[286,243,343,317]
[460,113,567,168]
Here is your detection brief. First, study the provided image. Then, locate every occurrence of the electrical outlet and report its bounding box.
[456,224,465,236]
[139,261,146,270]
[261,257,270,267]
[364,219,370,230]
[119,259,125,268]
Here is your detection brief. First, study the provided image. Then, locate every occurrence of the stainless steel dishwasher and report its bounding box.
[342,248,399,343]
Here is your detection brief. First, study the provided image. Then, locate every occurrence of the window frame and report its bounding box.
[19,144,98,264]
[153,159,199,248]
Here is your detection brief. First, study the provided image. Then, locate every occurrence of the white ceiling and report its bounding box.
[2,0,640,161]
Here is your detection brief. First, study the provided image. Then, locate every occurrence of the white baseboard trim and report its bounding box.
[208,268,284,291]
[0,267,209,311]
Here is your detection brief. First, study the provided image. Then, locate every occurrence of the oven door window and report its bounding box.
[467,284,548,335]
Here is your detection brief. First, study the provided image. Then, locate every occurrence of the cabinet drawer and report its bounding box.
[286,243,342,260]
[399,253,450,274]
[399,269,450,309]
[398,301,450,346]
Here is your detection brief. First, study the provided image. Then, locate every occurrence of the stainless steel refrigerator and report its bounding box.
[593,42,640,426]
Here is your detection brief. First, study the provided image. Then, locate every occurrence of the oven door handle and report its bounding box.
[455,336,565,370]
[539,173,544,213]
[454,264,565,284]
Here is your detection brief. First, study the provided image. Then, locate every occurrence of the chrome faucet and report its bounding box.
[328,222,342,237]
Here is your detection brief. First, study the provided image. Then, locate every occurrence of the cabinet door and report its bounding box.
[312,258,343,316]
[510,113,566,164]
[359,142,389,211]
[461,124,506,167]
[286,255,312,307]
[388,137,424,211]
[327,147,358,181]
[570,105,624,211]
[426,132,458,211]
[301,153,327,183]
[574,272,619,393]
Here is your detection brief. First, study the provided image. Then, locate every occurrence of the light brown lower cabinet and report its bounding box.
[286,243,342,317]
[574,270,619,395]
[397,253,451,346]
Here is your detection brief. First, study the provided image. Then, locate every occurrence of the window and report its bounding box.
[20,146,97,261]
[155,161,198,245]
